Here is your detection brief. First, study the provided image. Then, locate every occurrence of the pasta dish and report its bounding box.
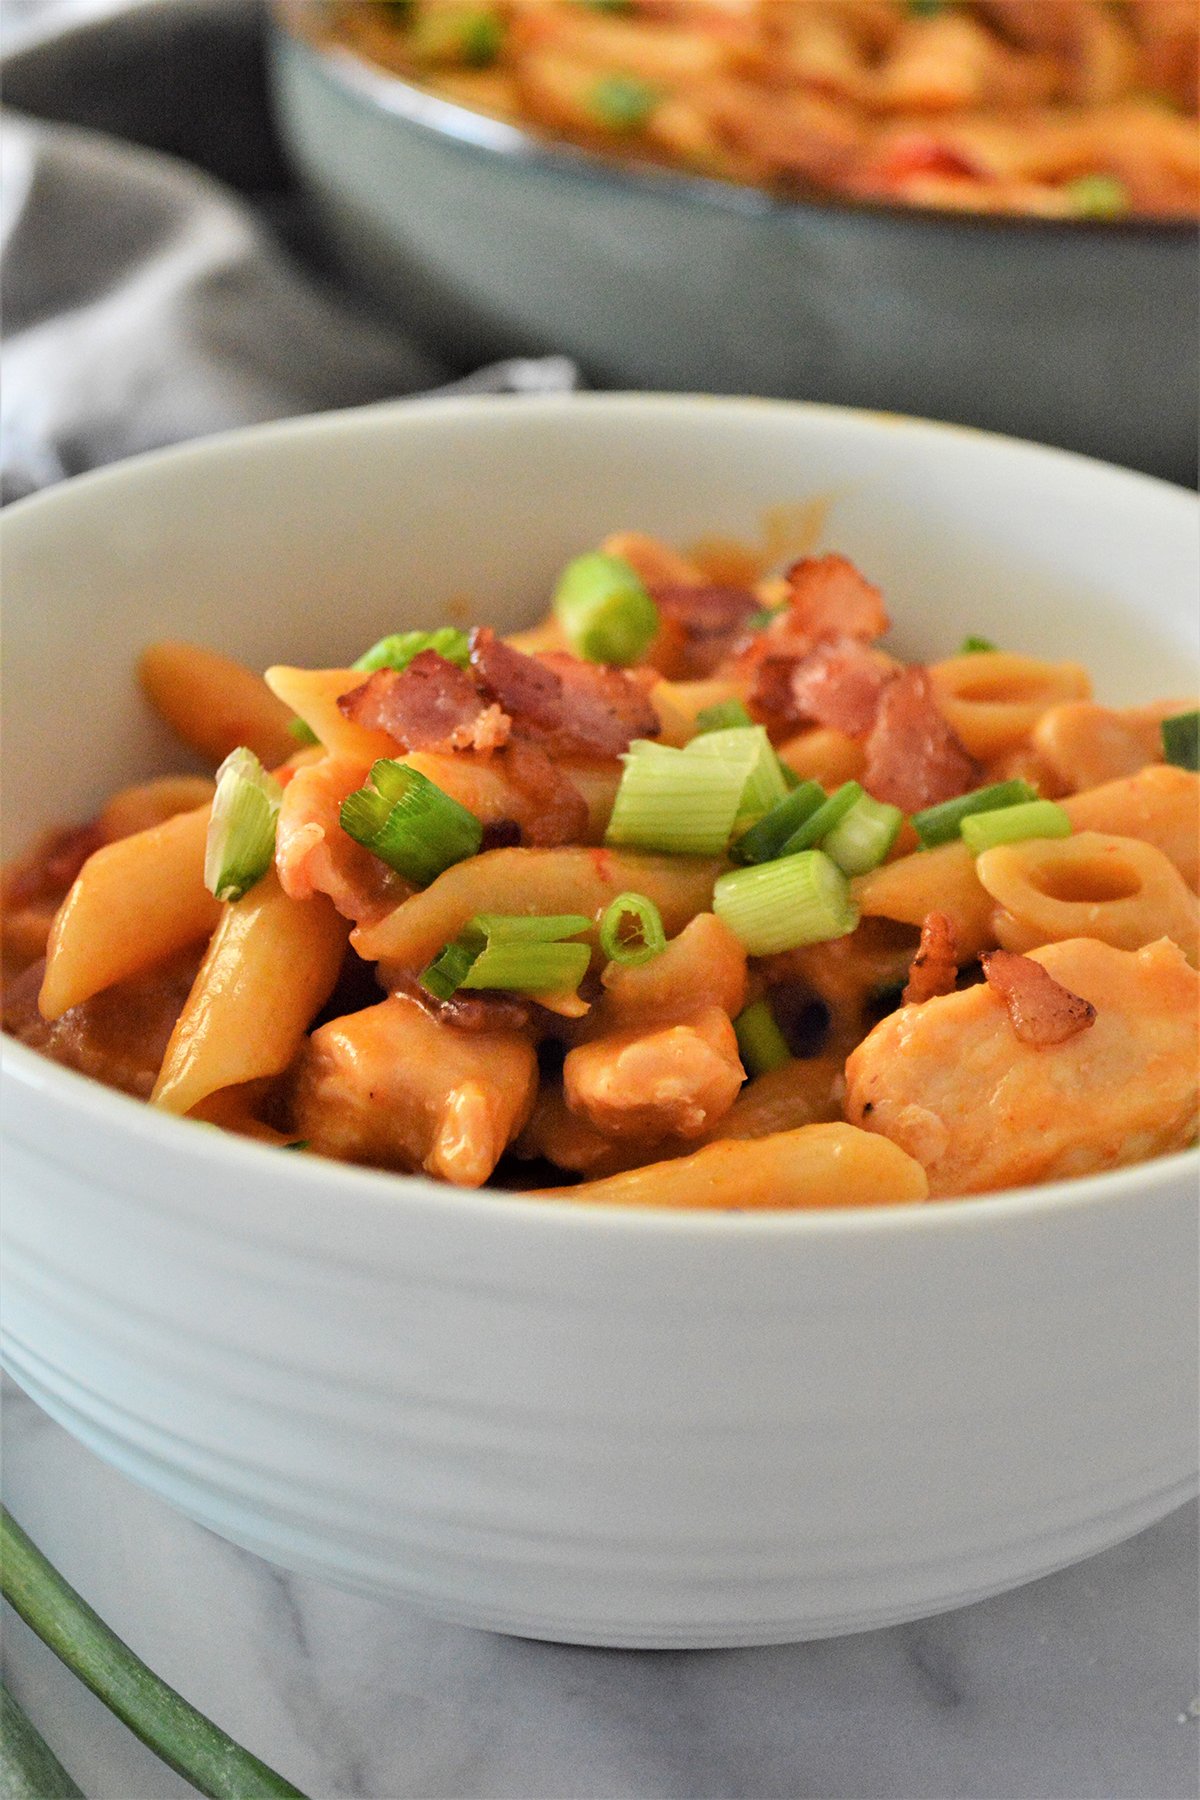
[325,0,1200,218]
[3,530,1197,1207]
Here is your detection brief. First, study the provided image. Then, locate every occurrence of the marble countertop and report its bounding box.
[2,1378,1196,1800]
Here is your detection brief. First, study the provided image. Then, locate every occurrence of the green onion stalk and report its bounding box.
[0,1507,307,1800]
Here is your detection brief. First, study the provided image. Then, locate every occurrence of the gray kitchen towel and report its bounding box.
[0,0,577,501]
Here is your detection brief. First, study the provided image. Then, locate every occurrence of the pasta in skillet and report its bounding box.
[325,0,1200,219]
[3,529,1197,1206]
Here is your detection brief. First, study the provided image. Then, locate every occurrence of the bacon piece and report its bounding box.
[863,667,980,812]
[338,653,511,754]
[785,638,897,737]
[903,912,959,1007]
[3,821,104,912]
[650,583,761,678]
[393,971,533,1036]
[785,554,889,644]
[469,630,658,759]
[493,740,589,847]
[981,948,1097,1048]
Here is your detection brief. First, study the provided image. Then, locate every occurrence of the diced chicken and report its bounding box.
[292,993,536,1187]
[275,755,409,925]
[844,936,1199,1196]
[564,1004,744,1143]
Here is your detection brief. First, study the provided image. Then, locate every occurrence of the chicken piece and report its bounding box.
[275,755,409,926]
[292,993,536,1188]
[560,914,749,1145]
[845,937,1199,1196]
[564,1005,744,1144]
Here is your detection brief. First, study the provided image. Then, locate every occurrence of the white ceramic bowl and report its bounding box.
[2,396,1197,1648]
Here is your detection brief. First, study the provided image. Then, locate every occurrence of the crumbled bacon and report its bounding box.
[981,949,1097,1048]
[784,554,889,643]
[469,630,659,759]
[394,971,533,1036]
[3,821,104,911]
[863,667,980,812]
[785,638,897,736]
[493,740,590,847]
[480,818,522,852]
[903,912,959,1007]
[650,583,761,678]
[338,653,511,754]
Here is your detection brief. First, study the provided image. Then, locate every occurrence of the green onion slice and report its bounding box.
[1161,709,1199,772]
[733,999,791,1076]
[729,780,826,865]
[420,912,591,998]
[285,716,320,745]
[685,724,789,826]
[778,780,863,855]
[352,627,471,674]
[587,73,659,131]
[960,799,1072,853]
[204,747,283,904]
[714,850,859,956]
[821,791,904,876]
[1066,173,1130,218]
[410,5,505,67]
[552,552,659,665]
[605,741,745,855]
[911,778,1038,849]
[694,699,754,734]
[959,635,997,654]
[340,758,481,885]
[598,892,667,966]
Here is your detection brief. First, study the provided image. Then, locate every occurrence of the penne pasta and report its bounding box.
[1062,765,1200,890]
[152,869,348,1115]
[40,804,219,1020]
[353,847,723,972]
[927,653,1092,761]
[99,775,217,843]
[139,641,296,767]
[264,666,397,764]
[528,1123,929,1209]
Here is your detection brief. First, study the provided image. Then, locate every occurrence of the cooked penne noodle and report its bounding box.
[99,776,217,843]
[1062,765,1200,889]
[977,832,1200,965]
[353,847,723,971]
[779,727,867,789]
[528,1123,929,1209]
[152,869,348,1115]
[852,840,995,958]
[927,653,1092,761]
[264,666,398,764]
[40,804,219,1020]
[139,641,296,767]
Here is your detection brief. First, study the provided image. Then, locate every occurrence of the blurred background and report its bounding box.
[2,0,1197,499]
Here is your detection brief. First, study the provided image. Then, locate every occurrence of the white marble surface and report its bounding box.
[1,1378,1196,1800]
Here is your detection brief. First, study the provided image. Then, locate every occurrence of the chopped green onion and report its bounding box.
[1161,709,1199,772]
[0,1506,306,1800]
[1066,173,1130,218]
[744,607,782,631]
[204,746,283,904]
[959,634,997,654]
[733,999,791,1076]
[461,940,591,992]
[730,780,826,865]
[420,937,480,1001]
[821,791,904,876]
[420,912,591,998]
[694,699,754,734]
[472,912,591,942]
[410,5,504,67]
[779,780,863,855]
[907,0,946,13]
[714,850,859,956]
[961,799,1072,853]
[587,73,660,131]
[685,724,789,826]
[552,552,659,665]
[283,1140,309,1152]
[605,741,746,855]
[599,892,667,966]
[285,716,320,745]
[340,758,481,884]
[911,778,1038,849]
[352,627,471,674]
